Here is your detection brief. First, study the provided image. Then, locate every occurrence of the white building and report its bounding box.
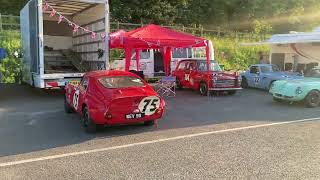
[244,28,320,73]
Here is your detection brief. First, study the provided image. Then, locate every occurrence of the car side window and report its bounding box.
[187,62,196,71]
[80,77,89,90]
[178,61,188,70]
[250,66,260,74]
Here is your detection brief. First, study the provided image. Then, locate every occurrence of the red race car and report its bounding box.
[172,59,242,95]
[64,70,165,133]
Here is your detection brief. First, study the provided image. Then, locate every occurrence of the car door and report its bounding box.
[185,61,197,88]
[174,61,189,87]
[258,65,271,89]
[247,66,261,88]
[72,77,89,113]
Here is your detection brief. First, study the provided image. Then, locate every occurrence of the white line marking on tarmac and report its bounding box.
[1,117,319,168]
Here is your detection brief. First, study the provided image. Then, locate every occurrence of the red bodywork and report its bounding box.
[172,59,242,92]
[65,70,165,126]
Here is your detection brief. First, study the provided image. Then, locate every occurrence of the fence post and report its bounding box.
[117,21,120,30]
[201,26,204,36]
[182,25,185,32]
[0,14,2,32]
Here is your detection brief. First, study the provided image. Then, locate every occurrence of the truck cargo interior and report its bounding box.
[43,0,106,74]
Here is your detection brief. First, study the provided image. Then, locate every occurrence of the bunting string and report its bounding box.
[42,1,204,49]
[43,1,106,41]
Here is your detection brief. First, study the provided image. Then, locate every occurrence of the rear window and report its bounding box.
[99,76,145,88]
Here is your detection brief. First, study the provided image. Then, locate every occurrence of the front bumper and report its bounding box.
[271,93,304,101]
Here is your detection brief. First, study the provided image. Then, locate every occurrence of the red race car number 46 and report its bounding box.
[138,96,160,116]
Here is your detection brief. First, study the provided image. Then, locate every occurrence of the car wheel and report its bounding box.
[304,90,320,108]
[64,96,74,114]
[176,78,183,90]
[144,120,155,126]
[82,107,97,133]
[199,82,208,96]
[241,77,248,88]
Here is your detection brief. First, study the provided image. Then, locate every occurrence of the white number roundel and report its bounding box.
[138,96,161,116]
[73,90,80,110]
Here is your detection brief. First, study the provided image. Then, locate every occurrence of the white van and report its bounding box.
[111,41,214,78]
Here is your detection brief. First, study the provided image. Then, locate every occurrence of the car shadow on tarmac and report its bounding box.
[0,84,318,157]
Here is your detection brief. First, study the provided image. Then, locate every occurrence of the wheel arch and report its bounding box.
[81,103,87,114]
[268,80,277,89]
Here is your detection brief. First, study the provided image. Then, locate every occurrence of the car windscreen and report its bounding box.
[99,76,145,88]
[305,69,320,78]
[197,61,222,71]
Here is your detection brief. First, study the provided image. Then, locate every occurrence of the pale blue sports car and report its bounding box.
[241,64,301,90]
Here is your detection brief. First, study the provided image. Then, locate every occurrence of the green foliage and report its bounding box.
[3,0,320,32]
[0,57,21,83]
[209,36,269,71]
[110,49,124,63]
[0,31,21,83]
[0,0,28,15]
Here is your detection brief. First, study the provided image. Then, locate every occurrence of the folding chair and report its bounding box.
[155,76,176,97]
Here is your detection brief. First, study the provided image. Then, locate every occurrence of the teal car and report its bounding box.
[270,67,320,108]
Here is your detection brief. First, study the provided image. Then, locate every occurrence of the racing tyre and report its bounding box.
[144,120,155,126]
[64,96,74,114]
[241,77,248,88]
[176,78,183,90]
[82,107,97,133]
[199,82,208,96]
[304,90,320,108]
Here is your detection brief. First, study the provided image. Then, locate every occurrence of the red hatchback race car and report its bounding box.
[172,59,242,95]
[64,70,166,133]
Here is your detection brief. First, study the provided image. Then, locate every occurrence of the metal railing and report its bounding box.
[0,14,268,41]
[0,14,20,31]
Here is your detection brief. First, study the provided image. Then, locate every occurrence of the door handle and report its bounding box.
[262,76,267,79]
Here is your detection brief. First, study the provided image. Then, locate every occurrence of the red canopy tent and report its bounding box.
[109,24,211,75]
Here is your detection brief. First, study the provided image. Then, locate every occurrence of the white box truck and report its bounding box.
[20,0,109,88]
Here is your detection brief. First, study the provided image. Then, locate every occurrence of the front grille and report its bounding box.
[214,80,235,87]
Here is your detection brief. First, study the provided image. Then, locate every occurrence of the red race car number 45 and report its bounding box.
[138,96,160,116]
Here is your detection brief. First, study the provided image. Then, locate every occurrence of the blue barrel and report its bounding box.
[0,48,6,60]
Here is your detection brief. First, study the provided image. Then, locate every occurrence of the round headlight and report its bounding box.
[295,87,303,94]
[270,82,275,89]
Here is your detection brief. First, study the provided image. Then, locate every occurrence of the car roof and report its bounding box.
[85,70,137,79]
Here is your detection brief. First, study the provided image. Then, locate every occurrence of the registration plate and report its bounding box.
[125,113,145,119]
[68,80,80,86]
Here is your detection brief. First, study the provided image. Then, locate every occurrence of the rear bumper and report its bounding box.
[42,73,84,80]
[209,87,242,91]
[107,113,164,126]
[90,107,165,125]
